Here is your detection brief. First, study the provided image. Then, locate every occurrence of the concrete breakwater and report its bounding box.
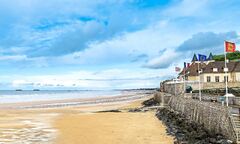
[167,96,236,142]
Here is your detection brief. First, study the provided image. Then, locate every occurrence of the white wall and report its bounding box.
[236,72,240,82]
[202,73,232,82]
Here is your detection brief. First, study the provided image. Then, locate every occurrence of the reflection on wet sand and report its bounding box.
[0,113,58,144]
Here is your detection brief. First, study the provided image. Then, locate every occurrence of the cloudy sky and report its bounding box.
[0,0,239,90]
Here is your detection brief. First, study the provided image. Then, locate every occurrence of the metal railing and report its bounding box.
[191,93,240,107]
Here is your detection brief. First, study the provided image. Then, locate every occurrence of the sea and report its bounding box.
[0,90,126,103]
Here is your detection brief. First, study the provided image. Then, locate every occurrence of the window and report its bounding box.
[224,76,229,82]
[207,76,211,82]
[213,68,218,72]
[215,76,219,82]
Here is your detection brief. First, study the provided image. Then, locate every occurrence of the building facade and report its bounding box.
[179,54,240,83]
[200,61,240,83]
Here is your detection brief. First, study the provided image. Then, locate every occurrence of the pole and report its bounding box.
[183,69,186,96]
[198,62,202,101]
[224,41,229,107]
[174,65,178,96]
[174,78,176,96]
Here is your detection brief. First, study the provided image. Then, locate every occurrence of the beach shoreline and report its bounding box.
[0,92,174,144]
[0,91,152,110]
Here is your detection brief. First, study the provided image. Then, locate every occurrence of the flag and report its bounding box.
[187,63,190,68]
[184,62,186,68]
[198,54,207,61]
[208,52,213,60]
[175,67,181,72]
[225,41,236,52]
[192,54,198,62]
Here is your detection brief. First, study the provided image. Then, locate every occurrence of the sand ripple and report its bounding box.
[0,113,58,144]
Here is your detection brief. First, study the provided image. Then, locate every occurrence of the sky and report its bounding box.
[0,0,239,90]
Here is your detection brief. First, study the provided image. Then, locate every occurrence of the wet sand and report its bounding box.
[0,95,174,144]
[0,110,58,143]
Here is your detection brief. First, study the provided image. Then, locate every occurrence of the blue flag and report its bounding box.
[198,54,207,61]
[184,62,186,68]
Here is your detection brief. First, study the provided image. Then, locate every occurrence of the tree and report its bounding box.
[213,51,240,61]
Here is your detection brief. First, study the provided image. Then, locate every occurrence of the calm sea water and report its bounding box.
[0,90,125,103]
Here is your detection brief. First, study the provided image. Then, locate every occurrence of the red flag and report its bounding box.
[225,41,236,52]
[187,63,190,68]
[175,67,181,72]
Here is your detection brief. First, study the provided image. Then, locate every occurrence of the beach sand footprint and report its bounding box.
[0,113,58,144]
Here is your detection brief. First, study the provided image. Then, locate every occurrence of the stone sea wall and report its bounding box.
[156,108,231,143]
[168,96,237,142]
[161,82,184,95]
[153,92,172,106]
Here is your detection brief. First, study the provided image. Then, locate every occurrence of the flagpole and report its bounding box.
[183,76,185,96]
[174,66,178,96]
[175,69,177,96]
[174,78,176,96]
[198,62,202,101]
[183,65,186,97]
[224,41,229,107]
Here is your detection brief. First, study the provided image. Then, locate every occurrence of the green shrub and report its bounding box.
[213,51,240,61]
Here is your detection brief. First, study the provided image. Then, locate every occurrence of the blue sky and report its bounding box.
[0,0,239,90]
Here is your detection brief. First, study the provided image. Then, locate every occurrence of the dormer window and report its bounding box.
[213,68,218,72]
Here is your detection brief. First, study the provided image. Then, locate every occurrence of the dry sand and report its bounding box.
[0,97,174,144]
[54,112,173,144]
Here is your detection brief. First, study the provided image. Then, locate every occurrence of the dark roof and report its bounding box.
[179,62,206,76]
[187,63,206,76]
[203,61,240,73]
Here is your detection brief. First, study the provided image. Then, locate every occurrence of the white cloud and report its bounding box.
[163,0,210,18]
[0,55,27,61]
[143,49,180,69]
[12,80,30,87]
[177,31,238,53]
[6,68,172,89]
[0,0,239,90]
[52,20,185,66]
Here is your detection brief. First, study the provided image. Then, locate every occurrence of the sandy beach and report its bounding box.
[0,94,174,144]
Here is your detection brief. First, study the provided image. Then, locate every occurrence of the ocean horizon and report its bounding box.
[0,90,123,103]
[0,89,153,103]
